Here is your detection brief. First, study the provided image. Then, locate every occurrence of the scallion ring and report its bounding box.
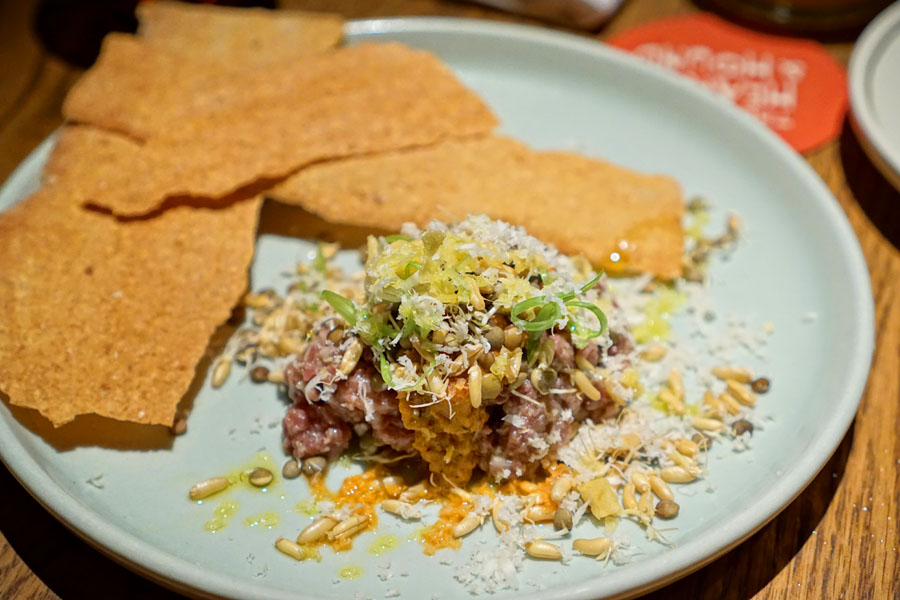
[321,290,358,326]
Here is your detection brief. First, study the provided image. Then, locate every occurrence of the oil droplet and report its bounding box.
[293,499,320,516]
[224,451,280,492]
[368,534,399,556]
[203,500,239,533]
[244,511,281,529]
[339,565,363,580]
[632,288,686,344]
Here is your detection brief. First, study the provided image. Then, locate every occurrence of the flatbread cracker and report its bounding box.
[136,1,343,65]
[0,127,261,426]
[267,136,684,279]
[64,36,416,141]
[61,41,497,216]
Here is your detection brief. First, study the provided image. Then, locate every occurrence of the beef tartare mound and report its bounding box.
[279,216,635,485]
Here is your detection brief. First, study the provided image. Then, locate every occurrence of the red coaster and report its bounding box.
[607,13,847,153]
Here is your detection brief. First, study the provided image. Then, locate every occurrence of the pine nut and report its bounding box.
[668,369,684,401]
[452,513,483,538]
[712,365,753,382]
[380,475,404,491]
[275,537,307,561]
[338,340,363,375]
[572,369,601,401]
[659,388,685,414]
[211,357,231,387]
[693,416,725,431]
[660,466,696,483]
[468,363,483,408]
[277,336,304,355]
[381,499,420,519]
[674,438,699,457]
[189,476,228,500]
[703,389,725,418]
[573,537,612,558]
[574,354,594,371]
[525,540,562,560]
[469,285,486,311]
[248,467,274,487]
[726,379,756,406]
[668,452,698,472]
[639,345,667,362]
[491,499,509,533]
[649,474,674,501]
[523,505,555,523]
[622,482,637,510]
[297,516,337,544]
[638,490,654,519]
[719,392,742,415]
[268,369,286,384]
[399,482,427,502]
[327,514,368,540]
[631,471,651,494]
[550,475,573,503]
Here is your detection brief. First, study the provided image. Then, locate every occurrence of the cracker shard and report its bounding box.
[136,0,344,65]
[0,127,260,426]
[268,136,685,279]
[61,41,498,216]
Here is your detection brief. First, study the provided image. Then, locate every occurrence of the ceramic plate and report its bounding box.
[849,1,900,190]
[0,17,874,600]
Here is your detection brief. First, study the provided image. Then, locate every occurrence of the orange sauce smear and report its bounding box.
[299,462,575,556]
[420,494,469,555]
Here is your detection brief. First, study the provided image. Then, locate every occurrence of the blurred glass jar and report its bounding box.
[703,0,895,34]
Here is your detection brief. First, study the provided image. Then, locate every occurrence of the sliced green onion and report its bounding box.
[321,290,358,326]
[557,272,604,303]
[378,352,394,387]
[579,272,603,294]
[312,245,327,274]
[510,297,561,332]
[384,234,411,243]
[566,300,608,336]
[402,261,423,279]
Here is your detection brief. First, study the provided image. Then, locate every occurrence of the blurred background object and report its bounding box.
[34,0,276,67]
[701,0,894,34]
[848,1,900,191]
[468,0,624,29]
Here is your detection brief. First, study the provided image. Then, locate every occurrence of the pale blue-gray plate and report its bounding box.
[0,17,874,600]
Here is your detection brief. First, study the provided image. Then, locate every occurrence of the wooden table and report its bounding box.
[1,0,897,598]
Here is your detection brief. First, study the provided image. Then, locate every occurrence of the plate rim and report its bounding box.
[0,15,875,600]
[848,0,900,190]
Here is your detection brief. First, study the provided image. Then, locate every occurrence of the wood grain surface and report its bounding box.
[1,0,898,598]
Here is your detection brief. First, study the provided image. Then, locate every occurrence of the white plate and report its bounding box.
[849,1,900,191]
[0,17,874,600]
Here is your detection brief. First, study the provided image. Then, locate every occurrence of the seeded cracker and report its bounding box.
[267,136,684,279]
[136,1,343,66]
[61,41,497,216]
[0,127,260,426]
[64,34,394,141]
